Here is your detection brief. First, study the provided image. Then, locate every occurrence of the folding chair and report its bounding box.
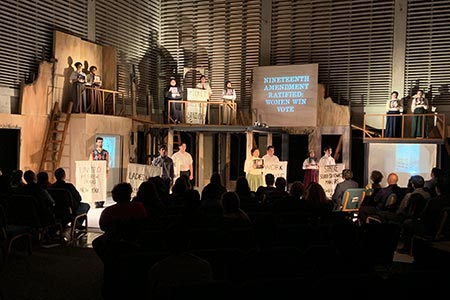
[5,194,63,244]
[341,188,366,222]
[0,204,32,261]
[48,188,88,241]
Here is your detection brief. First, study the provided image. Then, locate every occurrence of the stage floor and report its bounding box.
[86,196,115,229]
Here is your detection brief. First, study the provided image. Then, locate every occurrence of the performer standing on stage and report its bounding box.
[171,142,194,188]
[318,145,335,167]
[90,136,110,174]
[302,149,319,188]
[262,145,280,165]
[244,147,264,192]
[152,144,175,193]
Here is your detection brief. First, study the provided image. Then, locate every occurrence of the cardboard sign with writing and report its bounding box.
[263,161,288,185]
[75,160,107,205]
[319,163,345,199]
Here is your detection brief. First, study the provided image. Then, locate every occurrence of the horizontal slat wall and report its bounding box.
[95,0,160,114]
[160,0,261,111]
[0,0,88,89]
[271,0,395,107]
[404,0,450,107]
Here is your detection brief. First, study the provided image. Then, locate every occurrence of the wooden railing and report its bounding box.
[47,85,126,116]
[363,113,446,142]
[168,100,237,125]
[82,86,126,115]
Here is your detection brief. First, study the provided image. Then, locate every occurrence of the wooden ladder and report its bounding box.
[39,102,73,178]
[173,130,182,148]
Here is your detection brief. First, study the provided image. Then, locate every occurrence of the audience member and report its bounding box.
[424,167,443,197]
[93,182,147,262]
[272,181,306,213]
[331,169,358,210]
[132,180,166,230]
[396,175,431,253]
[303,182,334,218]
[51,167,91,227]
[200,173,227,210]
[19,170,56,227]
[221,191,252,227]
[255,173,276,204]
[265,177,289,206]
[37,171,52,189]
[148,224,212,299]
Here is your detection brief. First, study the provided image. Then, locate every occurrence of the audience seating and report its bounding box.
[47,188,88,241]
[5,194,63,244]
[341,188,366,212]
[384,193,397,210]
[0,204,32,261]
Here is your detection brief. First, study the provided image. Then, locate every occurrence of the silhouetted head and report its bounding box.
[410,175,425,189]
[342,169,353,180]
[54,168,66,181]
[221,191,241,213]
[265,173,275,186]
[112,182,133,203]
[23,170,36,184]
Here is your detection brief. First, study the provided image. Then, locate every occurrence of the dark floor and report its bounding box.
[0,227,104,300]
[3,223,449,300]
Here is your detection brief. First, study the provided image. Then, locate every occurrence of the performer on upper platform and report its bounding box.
[411,89,428,138]
[86,65,103,113]
[385,91,403,138]
[70,61,87,113]
[165,77,183,123]
[196,75,212,123]
[221,80,236,124]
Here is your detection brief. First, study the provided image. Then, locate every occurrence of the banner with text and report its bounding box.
[127,163,153,197]
[186,88,208,124]
[263,161,288,184]
[319,163,345,199]
[75,160,107,204]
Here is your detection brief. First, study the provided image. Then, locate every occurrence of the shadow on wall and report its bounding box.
[62,56,74,113]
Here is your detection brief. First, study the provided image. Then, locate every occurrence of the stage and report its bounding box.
[86,197,114,229]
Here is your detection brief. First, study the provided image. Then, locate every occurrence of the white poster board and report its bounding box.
[319,163,345,199]
[186,88,208,124]
[263,161,288,184]
[126,163,155,197]
[75,160,107,205]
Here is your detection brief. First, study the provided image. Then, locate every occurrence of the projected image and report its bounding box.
[395,144,420,174]
[99,135,117,168]
[368,143,436,187]
[252,64,318,127]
